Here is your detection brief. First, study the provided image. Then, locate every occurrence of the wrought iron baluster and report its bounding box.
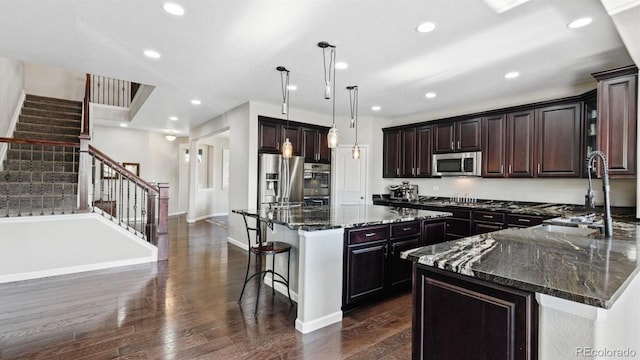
[51,145,56,215]
[126,176,131,230]
[118,171,123,225]
[28,144,33,216]
[142,190,147,241]
[40,145,44,215]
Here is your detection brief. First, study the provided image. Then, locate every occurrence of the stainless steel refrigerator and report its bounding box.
[258,154,304,207]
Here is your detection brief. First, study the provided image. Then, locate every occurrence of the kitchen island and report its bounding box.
[402,220,640,359]
[232,205,451,333]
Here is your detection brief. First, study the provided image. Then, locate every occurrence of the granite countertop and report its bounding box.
[232,205,452,231]
[402,221,640,309]
[372,194,636,219]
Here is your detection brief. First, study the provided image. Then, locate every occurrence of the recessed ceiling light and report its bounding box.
[165,135,177,141]
[416,22,436,33]
[371,106,381,111]
[120,123,128,127]
[143,49,161,59]
[425,92,437,99]
[335,62,348,70]
[191,99,201,105]
[169,116,178,121]
[482,0,530,13]
[504,71,520,79]
[568,17,592,29]
[287,85,297,91]
[163,3,185,16]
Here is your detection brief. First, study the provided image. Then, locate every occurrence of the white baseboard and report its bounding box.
[187,212,228,223]
[295,311,342,334]
[227,236,247,250]
[263,273,299,302]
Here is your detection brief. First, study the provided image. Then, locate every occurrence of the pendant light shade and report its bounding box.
[282,138,293,158]
[352,143,360,159]
[277,66,293,158]
[319,41,338,148]
[347,85,360,159]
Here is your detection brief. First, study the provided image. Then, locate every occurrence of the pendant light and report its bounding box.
[347,85,360,159]
[277,66,293,159]
[318,41,338,148]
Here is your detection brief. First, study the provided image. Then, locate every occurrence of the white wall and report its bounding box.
[0,57,24,137]
[187,136,230,220]
[91,125,181,215]
[24,62,85,101]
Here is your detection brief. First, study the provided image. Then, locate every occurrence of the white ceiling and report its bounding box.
[0,0,635,136]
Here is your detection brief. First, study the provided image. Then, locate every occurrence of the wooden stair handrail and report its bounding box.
[0,137,80,148]
[88,145,159,194]
[82,74,91,135]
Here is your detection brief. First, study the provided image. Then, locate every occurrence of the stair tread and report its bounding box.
[25,94,82,106]
[19,114,82,124]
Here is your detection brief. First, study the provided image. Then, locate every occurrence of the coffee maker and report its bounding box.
[389,181,418,201]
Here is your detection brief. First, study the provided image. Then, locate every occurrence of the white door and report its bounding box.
[333,145,368,206]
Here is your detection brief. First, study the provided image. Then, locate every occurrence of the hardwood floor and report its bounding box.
[0,215,413,359]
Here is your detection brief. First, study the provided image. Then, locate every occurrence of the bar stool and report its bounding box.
[237,214,294,315]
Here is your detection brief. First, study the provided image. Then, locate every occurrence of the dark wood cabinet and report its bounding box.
[303,127,331,163]
[482,114,506,177]
[593,65,638,177]
[383,130,401,178]
[258,118,281,153]
[535,103,582,177]
[473,210,505,235]
[413,265,537,360]
[282,124,301,156]
[507,214,543,228]
[434,118,481,153]
[401,126,433,177]
[507,110,536,177]
[343,219,447,309]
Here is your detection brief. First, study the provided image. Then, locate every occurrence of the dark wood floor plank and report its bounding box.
[0,215,413,359]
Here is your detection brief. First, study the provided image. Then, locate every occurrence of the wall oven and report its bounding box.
[432,151,482,176]
[303,163,331,206]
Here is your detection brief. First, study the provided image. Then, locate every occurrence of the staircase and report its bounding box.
[0,95,81,216]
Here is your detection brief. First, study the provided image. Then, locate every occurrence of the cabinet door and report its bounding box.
[456,118,481,152]
[302,128,318,162]
[282,124,301,156]
[401,128,416,177]
[317,128,331,163]
[596,69,637,177]
[344,241,387,305]
[258,119,281,153]
[413,266,537,360]
[473,222,504,235]
[383,130,401,177]
[535,103,582,177]
[421,220,446,246]
[482,115,506,177]
[415,126,432,177]
[433,123,455,153]
[507,110,535,177]
[388,236,419,290]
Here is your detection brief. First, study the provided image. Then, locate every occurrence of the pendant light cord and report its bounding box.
[280,70,290,120]
[331,48,336,127]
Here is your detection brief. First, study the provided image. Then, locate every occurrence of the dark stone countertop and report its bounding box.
[232,205,452,231]
[402,220,639,309]
[372,194,637,220]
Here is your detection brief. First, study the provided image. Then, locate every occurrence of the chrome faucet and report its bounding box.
[585,150,613,238]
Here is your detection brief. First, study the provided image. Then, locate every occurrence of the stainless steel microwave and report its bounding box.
[432,152,482,176]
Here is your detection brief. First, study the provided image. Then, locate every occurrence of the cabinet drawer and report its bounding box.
[507,214,543,227]
[390,221,421,238]
[347,225,389,245]
[449,209,472,219]
[473,211,505,223]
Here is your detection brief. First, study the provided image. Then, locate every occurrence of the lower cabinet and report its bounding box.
[343,219,446,310]
[413,265,538,360]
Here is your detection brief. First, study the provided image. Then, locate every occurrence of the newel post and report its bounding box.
[77,134,91,212]
[146,184,158,247]
[156,183,170,261]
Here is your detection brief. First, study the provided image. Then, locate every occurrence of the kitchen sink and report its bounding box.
[532,224,602,238]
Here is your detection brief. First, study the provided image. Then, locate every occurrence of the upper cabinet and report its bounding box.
[592,65,638,178]
[433,118,481,153]
[535,103,582,177]
[383,125,432,178]
[303,127,331,163]
[258,116,330,162]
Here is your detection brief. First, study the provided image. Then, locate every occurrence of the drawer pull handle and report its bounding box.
[482,215,493,219]
[518,218,531,223]
[364,233,377,237]
[402,227,412,231]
